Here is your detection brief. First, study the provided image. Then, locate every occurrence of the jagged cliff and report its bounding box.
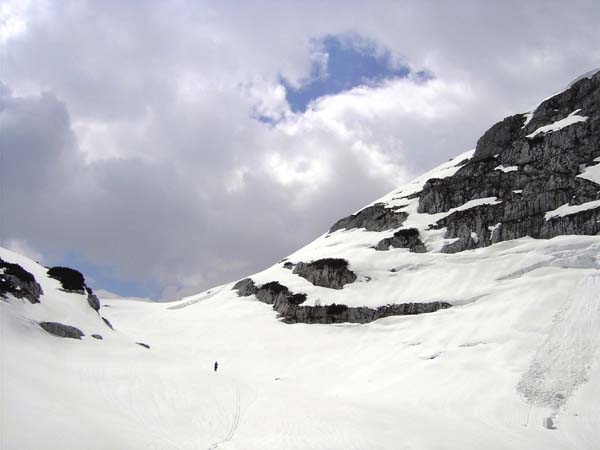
[231,70,600,324]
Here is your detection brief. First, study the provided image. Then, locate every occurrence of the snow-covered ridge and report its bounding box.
[526,109,588,139]
[545,199,600,220]
[367,148,475,210]
[4,68,600,450]
[523,68,600,126]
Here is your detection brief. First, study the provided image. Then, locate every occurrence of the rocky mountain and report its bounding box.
[2,70,600,450]
[229,69,600,326]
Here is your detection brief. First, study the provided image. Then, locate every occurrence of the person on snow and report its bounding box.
[214,361,219,372]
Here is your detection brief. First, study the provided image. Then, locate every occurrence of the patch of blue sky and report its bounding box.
[58,250,160,300]
[281,35,412,113]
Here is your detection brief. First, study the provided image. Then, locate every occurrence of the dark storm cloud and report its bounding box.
[2,0,600,298]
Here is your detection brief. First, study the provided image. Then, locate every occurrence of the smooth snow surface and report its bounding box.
[526,110,588,139]
[4,236,600,448]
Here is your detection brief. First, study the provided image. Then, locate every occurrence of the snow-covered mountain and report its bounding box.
[3,70,600,450]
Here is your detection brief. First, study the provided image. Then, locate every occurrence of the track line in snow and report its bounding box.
[208,386,241,450]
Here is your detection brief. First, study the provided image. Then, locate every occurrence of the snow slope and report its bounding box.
[4,68,600,450]
[3,184,600,449]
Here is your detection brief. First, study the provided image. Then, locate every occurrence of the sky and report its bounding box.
[1,0,600,300]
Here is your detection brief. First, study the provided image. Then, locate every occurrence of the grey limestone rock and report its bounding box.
[47,266,102,312]
[39,321,84,339]
[329,203,408,233]
[279,301,452,324]
[414,71,600,252]
[293,258,357,289]
[102,317,114,330]
[0,258,43,304]
[86,287,101,312]
[240,279,451,324]
[232,278,258,296]
[375,228,427,252]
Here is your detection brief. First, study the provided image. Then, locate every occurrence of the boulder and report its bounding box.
[86,287,101,312]
[47,266,86,293]
[376,228,427,252]
[39,322,84,339]
[293,258,357,289]
[232,278,258,296]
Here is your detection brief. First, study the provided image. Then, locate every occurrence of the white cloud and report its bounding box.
[2,0,600,298]
[3,239,44,264]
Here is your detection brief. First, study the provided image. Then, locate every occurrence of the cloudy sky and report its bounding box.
[2,0,600,300]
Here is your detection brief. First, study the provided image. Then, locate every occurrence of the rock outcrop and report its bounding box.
[329,204,408,232]
[47,266,102,312]
[232,278,258,296]
[47,266,86,293]
[375,228,427,252]
[414,72,600,253]
[0,258,43,304]
[39,321,84,339]
[255,281,299,306]
[232,278,451,324]
[293,258,357,289]
[102,317,114,330]
[86,287,101,312]
[280,301,452,324]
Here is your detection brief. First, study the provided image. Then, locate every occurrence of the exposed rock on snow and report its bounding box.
[47,266,103,312]
[279,301,452,324]
[292,258,357,289]
[234,277,451,324]
[329,203,408,232]
[0,258,43,304]
[375,228,426,252]
[86,287,101,312]
[255,281,293,306]
[102,317,114,330]
[232,278,258,296]
[39,321,84,339]
[47,266,87,293]
[409,72,600,251]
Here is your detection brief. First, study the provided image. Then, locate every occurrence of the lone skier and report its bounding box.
[214,361,219,372]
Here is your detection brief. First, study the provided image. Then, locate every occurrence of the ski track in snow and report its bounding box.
[517,274,600,411]
[208,387,241,450]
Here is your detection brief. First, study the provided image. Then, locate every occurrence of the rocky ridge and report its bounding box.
[232,277,451,324]
[230,70,600,324]
[333,71,600,253]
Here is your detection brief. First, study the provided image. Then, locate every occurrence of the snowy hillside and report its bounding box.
[3,70,600,450]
